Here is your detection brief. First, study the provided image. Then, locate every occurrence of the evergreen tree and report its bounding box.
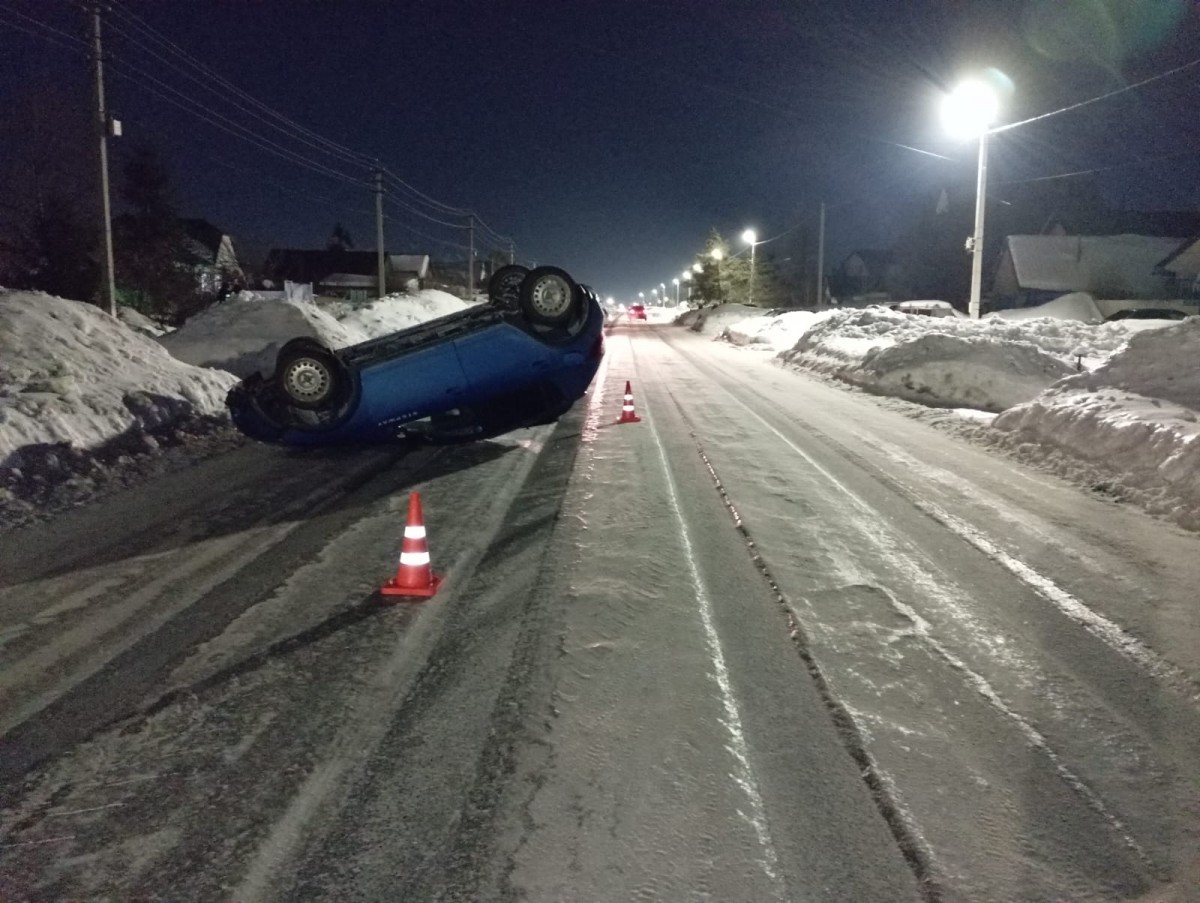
[5,190,97,301]
[691,229,729,306]
[114,144,195,320]
[327,222,354,251]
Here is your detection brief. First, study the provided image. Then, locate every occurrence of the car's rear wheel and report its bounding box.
[275,339,346,410]
[488,264,529,310]
[520,265,583,328]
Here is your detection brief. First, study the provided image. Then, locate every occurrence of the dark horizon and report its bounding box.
[3,0,1198,302]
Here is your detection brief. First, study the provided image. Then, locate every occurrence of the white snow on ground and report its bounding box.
[3,284,1200,533]
[0,291,237,465]
[710,298,1200,530]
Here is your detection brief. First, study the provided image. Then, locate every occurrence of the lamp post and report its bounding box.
[742,228,758,306]
[682,270,693,306]
[672,277,680,306]
[941,78,1000,320]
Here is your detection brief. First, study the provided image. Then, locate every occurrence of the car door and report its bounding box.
[452,322,555,401]
[356,338,469,426]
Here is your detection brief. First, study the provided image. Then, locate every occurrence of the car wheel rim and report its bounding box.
[529,275,572,318]
[284,359,331,402]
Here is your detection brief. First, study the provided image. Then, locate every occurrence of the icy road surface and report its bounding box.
[2,323,1200,902]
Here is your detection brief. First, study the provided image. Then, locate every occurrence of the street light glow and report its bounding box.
[942,75,1005,320]
[710,248,724,261]
[692,262,702,273]
[941,79,999,139]
[742,228,757,245]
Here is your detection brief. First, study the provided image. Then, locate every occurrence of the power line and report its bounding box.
[107,0,372,169]
[380,169,471,217]
[105,58,369,189]
[991,55,1200,135]
[0,3,87,53]
[381,191,470,230]
[998,148,1200,186]
[105,19,374,174]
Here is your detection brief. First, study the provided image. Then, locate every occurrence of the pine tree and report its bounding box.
[327,222,354,251]
[114,144,195,321]
[691,229,729,306]
[5,190,97,301]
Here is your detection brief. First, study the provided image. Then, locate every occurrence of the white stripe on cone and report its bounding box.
[400,551,431,566]
[404,525,427,539]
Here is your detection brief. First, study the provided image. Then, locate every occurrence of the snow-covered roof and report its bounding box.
[389,254,430,278]
[1157,237,1200,278]
[1004,234,1182,296]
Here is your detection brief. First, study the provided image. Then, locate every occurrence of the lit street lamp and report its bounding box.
[742,228,758,306]
[672,277,680,306]
[942,78,1000,320]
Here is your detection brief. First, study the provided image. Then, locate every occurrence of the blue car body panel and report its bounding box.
[227,297,604,446]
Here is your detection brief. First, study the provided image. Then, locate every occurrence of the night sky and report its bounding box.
[3,0,1199,300]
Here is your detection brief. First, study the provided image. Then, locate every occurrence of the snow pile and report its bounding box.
[116,305,171,337]
[859,334,1074,411]
[0,291,238,467]
[986,292,1102,323]
[156,289,470,379]
[775,306,1168,410]
[723,309,839,351]
[677,303,762,336]
[994,319,1200,528]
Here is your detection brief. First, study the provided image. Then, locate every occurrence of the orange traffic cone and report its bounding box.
[381,492,442,598]
[617,380,641,424]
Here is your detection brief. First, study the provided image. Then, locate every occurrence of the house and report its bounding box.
[830,249,905,305]
[991,234,1185,309]
[388,254,430,293]
[181,218,243,295]
[1157,237,1200,298]
[263,249,431,299]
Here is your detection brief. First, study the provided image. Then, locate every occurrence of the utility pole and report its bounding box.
[508,239,514,265]
[91,4,117,317]
[466,214,475,301]
[374,167,385,298]
[816,201,826,308]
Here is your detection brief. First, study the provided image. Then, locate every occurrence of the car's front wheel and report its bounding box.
[520,266,583,328]
[275,339,346,410]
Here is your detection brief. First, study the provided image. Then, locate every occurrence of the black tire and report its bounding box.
[519,265,583,328]
[488,264,529,310]
[275,339,346,411]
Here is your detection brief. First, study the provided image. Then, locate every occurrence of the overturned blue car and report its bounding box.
[227,265,605,445]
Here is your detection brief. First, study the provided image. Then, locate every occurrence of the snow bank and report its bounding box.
[678,303,762,336]
[0,291,238,466]
[156,289,470,379]
[993,320,1200,528]
[723,310,838,351]
[986,292,1102,323]
[859,334,1074,411]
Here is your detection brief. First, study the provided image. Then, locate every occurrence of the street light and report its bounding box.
[742,228,758,306]
[942,78,1000,320]
[672,277,680,306]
